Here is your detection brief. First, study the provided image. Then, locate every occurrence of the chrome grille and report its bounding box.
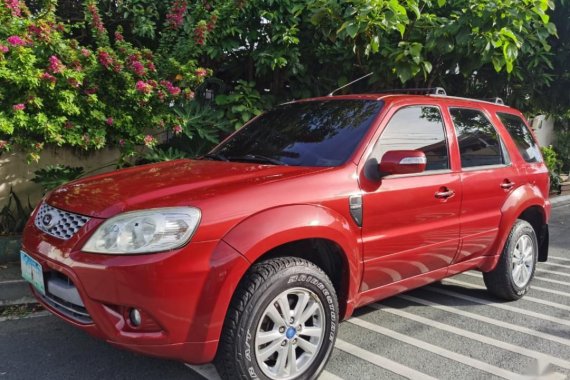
[34,203,90,240]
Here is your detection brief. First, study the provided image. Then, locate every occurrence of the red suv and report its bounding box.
[21,90,550,380]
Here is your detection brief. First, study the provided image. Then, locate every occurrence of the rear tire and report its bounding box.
[483,219,538,300]
[215,257,339,380]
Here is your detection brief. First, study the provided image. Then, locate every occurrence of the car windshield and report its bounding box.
[209,99,383,167]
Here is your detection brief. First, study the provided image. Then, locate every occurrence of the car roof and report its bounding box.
[292,93,523,116]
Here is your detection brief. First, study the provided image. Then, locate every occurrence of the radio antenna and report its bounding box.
[327,72,374,96]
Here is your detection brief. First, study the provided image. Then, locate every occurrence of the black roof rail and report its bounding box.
[379,87,447,96]
[480,97,505,105]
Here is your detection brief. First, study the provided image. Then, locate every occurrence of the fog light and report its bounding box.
[129,308,142,327]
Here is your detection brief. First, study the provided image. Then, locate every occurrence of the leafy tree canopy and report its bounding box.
[0,0,561,161]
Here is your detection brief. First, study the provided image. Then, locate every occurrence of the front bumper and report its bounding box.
[22,217,250,364]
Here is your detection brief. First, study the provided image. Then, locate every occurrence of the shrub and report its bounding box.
[541,145,562,193]
[0,0,208,162]
[32,165,85,194]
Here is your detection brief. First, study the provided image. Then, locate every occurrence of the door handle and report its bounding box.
[435,188,455,199]
[501,180,515,190]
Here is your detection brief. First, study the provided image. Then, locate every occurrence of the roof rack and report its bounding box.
[480,97,505,105]
[379,87,447,96]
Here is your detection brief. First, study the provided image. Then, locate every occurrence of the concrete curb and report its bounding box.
[0,262,37,309]
[551,194,570,207]
[0,236,21,264]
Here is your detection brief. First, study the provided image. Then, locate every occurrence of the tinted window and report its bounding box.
[450,108,505,168]
[371,106,449,171]
[212,100,383,167]
[497,113,542,163]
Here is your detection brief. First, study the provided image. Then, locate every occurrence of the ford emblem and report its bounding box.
[42,211,60,230]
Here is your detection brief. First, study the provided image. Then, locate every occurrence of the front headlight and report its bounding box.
[82,207,201,254]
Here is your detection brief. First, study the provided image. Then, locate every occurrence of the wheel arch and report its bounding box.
[482,184,550,271]
[222,204,362,320]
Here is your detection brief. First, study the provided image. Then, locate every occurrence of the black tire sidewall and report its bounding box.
[505,221,538,296]
[237,265,338,380]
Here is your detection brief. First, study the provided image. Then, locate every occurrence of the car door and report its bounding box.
[446,107,523,263]
[359,105,461,291]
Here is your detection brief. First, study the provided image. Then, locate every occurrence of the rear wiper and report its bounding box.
[201,152,229,161]
[228,154,288,166]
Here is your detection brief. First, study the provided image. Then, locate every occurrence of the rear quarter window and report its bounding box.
[497,113,543,163]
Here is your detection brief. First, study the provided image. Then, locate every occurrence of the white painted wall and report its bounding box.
[1,147,120,208]
[531,115,556,147]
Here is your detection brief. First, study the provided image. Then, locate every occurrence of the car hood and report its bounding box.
[46,159,326,219]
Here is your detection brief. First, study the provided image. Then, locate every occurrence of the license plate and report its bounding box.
[20,251,45,296]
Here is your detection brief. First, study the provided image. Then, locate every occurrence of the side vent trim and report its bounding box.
[349,195,363,227]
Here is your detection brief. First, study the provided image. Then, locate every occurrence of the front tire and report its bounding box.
[216,257,339,380]
[483,219,538,300]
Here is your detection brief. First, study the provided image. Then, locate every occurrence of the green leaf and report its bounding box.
[396,23,405,37]
[491,56,504,72]
[546,22,558,37]
[345,22,359,38]
[396,65,412,83]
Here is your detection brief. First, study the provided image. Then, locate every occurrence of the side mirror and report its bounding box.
[379,150,427,176]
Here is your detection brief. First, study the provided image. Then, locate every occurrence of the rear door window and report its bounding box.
[450,108,507,168]
[497,113,542,163]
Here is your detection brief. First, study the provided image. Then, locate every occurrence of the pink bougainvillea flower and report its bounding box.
[168,85,181,96]
[87,3,105,33]
[48,55,65,74]
[67,78,81,88]
[40,72,57,84]
[119,139,125,146]
[81,48,91,57]
[130,60,145,77]
[160,80,181,96]
[106,117,114,126]
[193,24,207,46]
[207,13,218,32]
[143,135,156,146]
[146,61,157,73]
[172,125,183,135]
[166,0,188,29]
[7,35,25,46]
[97,50,113,69]
[71,60,83,72]
[195,68,208,78]
[0,44,8,53]
[4,0,22,17]
[114,31,124,42]
[12,103,25,111]
[136,80,153,94]
[27,24,51,41]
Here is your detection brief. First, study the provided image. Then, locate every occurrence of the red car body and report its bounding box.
[22,94,551,364]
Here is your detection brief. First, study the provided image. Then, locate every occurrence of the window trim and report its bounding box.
[382,168,453,179]
[367,104,451,177]
[448,106,511,171]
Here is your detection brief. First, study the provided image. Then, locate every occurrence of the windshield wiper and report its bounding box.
[228,154,288,166]
[201,152,229,161]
